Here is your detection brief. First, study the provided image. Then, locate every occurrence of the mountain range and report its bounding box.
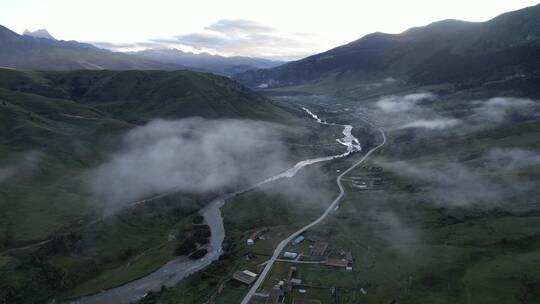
[128,48,284,76]
[233,3,540,94]
[0,25,184,70]
[0,26,284,75]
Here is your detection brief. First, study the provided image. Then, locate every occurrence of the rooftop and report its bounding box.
[325,258,349,268]
[310,241,329,256]
[232,270,258,285]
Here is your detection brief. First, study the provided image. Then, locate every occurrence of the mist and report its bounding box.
[376,148,540,208]
[398,118,460,130]
[372,93,536,132]
[87,118,294,209]
[471,97,534,123]
[373,92,460,130]
[0,151,42,184]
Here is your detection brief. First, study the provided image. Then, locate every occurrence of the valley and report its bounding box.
[1,3,540,304]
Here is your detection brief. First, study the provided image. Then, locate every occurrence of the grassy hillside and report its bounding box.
[0,69,295,122]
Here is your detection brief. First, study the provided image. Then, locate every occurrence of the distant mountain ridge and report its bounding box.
[233,4,540,91]
[0,24,284,74]
[129,48,284,76]
[0,25,184,70]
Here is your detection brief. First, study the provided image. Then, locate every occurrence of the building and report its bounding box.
[247,227,269,245]
[290,278,302,285]
[283,251,298,259]
[310,241,328,257]
[325,258,348,268]
[232,270,258,285]
[352,179,369,189]
[292,235,305,245]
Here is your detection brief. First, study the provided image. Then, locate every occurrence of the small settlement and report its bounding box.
[237,229,359,304]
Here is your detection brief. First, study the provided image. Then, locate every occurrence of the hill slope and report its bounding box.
[234,4,540,93]
[0,68,295,244]
[0,68,293,122]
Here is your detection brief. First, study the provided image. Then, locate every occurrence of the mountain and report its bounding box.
[0,25,183,70]
[233,4,540,93]
[129,48,284,76]
[22,28,55,40]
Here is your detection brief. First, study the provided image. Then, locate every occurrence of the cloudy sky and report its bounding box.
[1,0,538,60]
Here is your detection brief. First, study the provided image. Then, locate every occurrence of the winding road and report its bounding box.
[240,122,386,304]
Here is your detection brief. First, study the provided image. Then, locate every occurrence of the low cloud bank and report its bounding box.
[471,97,534,123]
[374,92,459,130]
[399,118,460,130]
[377,148,540,208]
[373,93,536,131]
[87,118,292,208]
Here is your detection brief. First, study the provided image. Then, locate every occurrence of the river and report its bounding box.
[70,107,360,304]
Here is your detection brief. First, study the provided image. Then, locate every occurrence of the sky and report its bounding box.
[1,0,538,60]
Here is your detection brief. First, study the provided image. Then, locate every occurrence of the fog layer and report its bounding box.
[88,118,291,208]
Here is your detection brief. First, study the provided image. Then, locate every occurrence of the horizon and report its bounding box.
[1,0,538,60]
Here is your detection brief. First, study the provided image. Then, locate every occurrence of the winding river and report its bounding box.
[70,108,361,304]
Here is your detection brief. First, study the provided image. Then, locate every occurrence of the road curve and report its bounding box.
[240,124,386,304]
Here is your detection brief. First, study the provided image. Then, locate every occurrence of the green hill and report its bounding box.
[0,69,294,122]
[0,68,296,245]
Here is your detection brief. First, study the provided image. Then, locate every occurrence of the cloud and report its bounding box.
[373,94,536,132]
[91,19,324,60]
[377,148,540,208]
[173,19,323,60]
[375,92,436,114]
[373,92,459,130]
[381,160,499,207]
[377,211,421,258]
[471,97,534,123]
[483,147,540,171]
[0,151,42,184]
[92,41,166,50]
[86,118,294,210]
[375,96,418,113]
[399,118,460,130]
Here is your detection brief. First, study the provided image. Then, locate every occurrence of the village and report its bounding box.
[226,226,366,304]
